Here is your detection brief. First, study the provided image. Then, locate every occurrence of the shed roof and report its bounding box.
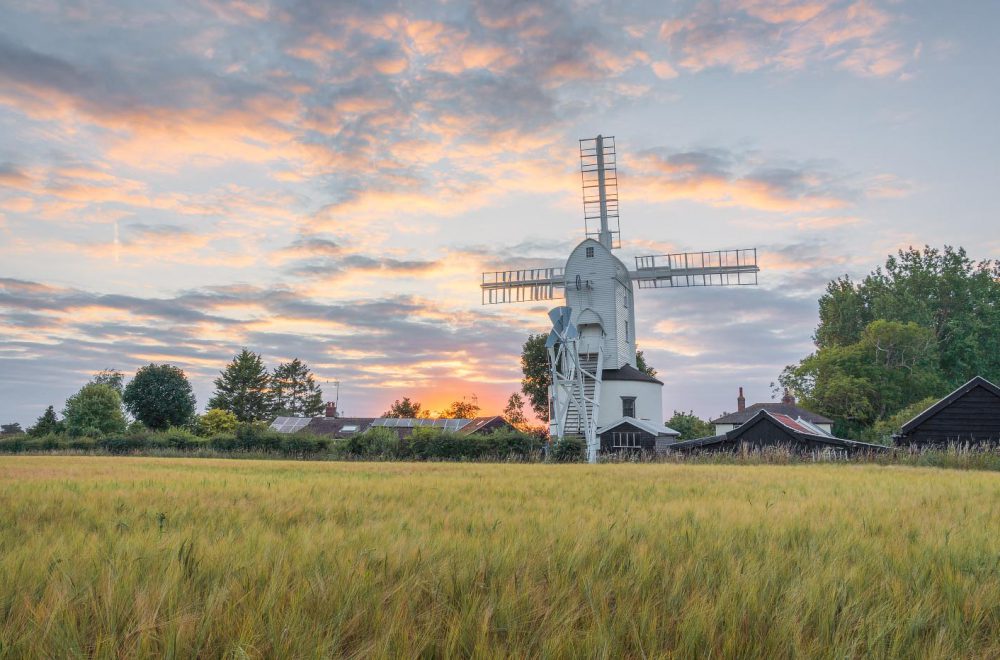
[598,416,679,437]
[672,410,885,452]
[897,376,1000,435]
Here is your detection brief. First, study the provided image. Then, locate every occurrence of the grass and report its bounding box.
[1,457,998,658]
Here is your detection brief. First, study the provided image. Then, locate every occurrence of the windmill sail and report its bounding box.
[632,248,759,288]
[481,267,565,304]
[579,135,620,249]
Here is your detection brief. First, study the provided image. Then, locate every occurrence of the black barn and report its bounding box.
[894,376,1000,447]
[670,410,886,455]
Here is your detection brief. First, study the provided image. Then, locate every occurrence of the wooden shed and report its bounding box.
[894,376,1000,447]
[670,410,886,455]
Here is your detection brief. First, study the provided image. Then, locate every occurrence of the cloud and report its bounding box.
[660,0,912,77]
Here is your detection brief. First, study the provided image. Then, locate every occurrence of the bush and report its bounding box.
[197,409,239,437]
[551,436,585,462]
[345,427,402,459]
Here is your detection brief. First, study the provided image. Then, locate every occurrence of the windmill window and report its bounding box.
[621,397,636,418]
[586,247,594,258]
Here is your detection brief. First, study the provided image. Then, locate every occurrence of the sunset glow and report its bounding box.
[1,1,997,425]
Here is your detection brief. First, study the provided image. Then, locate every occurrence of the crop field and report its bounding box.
[1,457,999,658]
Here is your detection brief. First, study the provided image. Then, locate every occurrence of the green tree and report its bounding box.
[382,397,426,418]
[91,369,125,395]
[865,396,940,445]
[270,358,324,416]
[1,423,24,435]
[122,364,197,430]
[520,334,551,420]
[63,383,126,436]
[197,408,239,436]
[443,397,480,419]
[666,410,713,440]
[635,349,657,377]
[27,406,63,436]
[502,393,527,427]
[783,246,1000,436]
[208,349,272,423]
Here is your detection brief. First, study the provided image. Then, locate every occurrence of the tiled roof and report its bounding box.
[712,402,833,425]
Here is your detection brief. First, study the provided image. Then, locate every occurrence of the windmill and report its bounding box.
[481,135,760,463]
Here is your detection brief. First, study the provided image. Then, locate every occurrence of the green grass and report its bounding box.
[1,457,998,658]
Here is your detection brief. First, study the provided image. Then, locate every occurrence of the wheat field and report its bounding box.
[0,456,998,658]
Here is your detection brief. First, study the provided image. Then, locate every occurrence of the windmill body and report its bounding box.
[482,135,760,462]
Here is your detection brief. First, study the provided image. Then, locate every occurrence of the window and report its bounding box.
[612,432,641,448]
[341,424,358,433]
[622,396,636,418]
[586,246,594,258]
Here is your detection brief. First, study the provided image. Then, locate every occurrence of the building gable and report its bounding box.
[896,376,1000,446]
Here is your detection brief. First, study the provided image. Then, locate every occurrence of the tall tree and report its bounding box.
[520,334,550,420]
[503,393,527,427]
[270,358,324,416]
[665,410,713,440]
[635,349,657,377]
[91,369,125,395]
[1,423,23,435]
[63,383,126,436]
[382,397,425,418]
[208,349,272,423]
[442,397,481,419]
[781,245,998,435]
[123,364,197,430]
[27,405,63,437]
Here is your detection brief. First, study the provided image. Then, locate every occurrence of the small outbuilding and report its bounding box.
[597,417,680,454]
[671,410,886,455]
[894,376,1000,447]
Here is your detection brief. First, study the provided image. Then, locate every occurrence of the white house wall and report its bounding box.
[598,380,664,428]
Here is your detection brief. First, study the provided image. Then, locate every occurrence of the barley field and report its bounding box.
[1,457,998,658]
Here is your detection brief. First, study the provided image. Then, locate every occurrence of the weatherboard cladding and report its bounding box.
[671,410,886,454]
[895,376,1000,446]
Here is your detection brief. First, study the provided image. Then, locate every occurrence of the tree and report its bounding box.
[91,369,125,395]
[208,349,272,423]
[443,397,481,419]
[122,363,197,430]
[197,408,239,436]
[63,383,126,436]
[779,244,998,436]
[635,349,657,377]
[520,333,551,419]
[1,423,24,435]
[270,358,324,416]
[382,397,426,418]
[28,406,63,436]
[503,393,527,428]
[666,410,713,440]
[521,332,660,420]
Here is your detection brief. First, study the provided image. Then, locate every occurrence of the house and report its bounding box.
[269,405,517,440]
[894,376,1000,447]
[711,387,834,436]
[671,409,886,455]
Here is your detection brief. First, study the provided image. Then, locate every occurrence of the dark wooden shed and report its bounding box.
[670,410,886,455]
[894,376,1000,447]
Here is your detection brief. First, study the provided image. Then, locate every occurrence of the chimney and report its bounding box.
[737,387,745,413]
[782,388,795,405]
[325,401,338,418]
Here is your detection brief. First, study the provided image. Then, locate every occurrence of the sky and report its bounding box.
[1,0,998,426]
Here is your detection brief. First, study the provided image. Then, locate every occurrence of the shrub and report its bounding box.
[551,436,585,462]
[345,427,402,459]
[197,409,239,437]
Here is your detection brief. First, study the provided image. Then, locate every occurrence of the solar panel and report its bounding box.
[269,417,312,433]
[371,418,471,430]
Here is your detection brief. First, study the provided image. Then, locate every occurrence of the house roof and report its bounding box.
[897,376,1000,435]
[602,364,663,385]
[671,410,885,452]
[711,402,833,425]
[598,416,679,437]
[457,416,513,435]
[303,417,375,437]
